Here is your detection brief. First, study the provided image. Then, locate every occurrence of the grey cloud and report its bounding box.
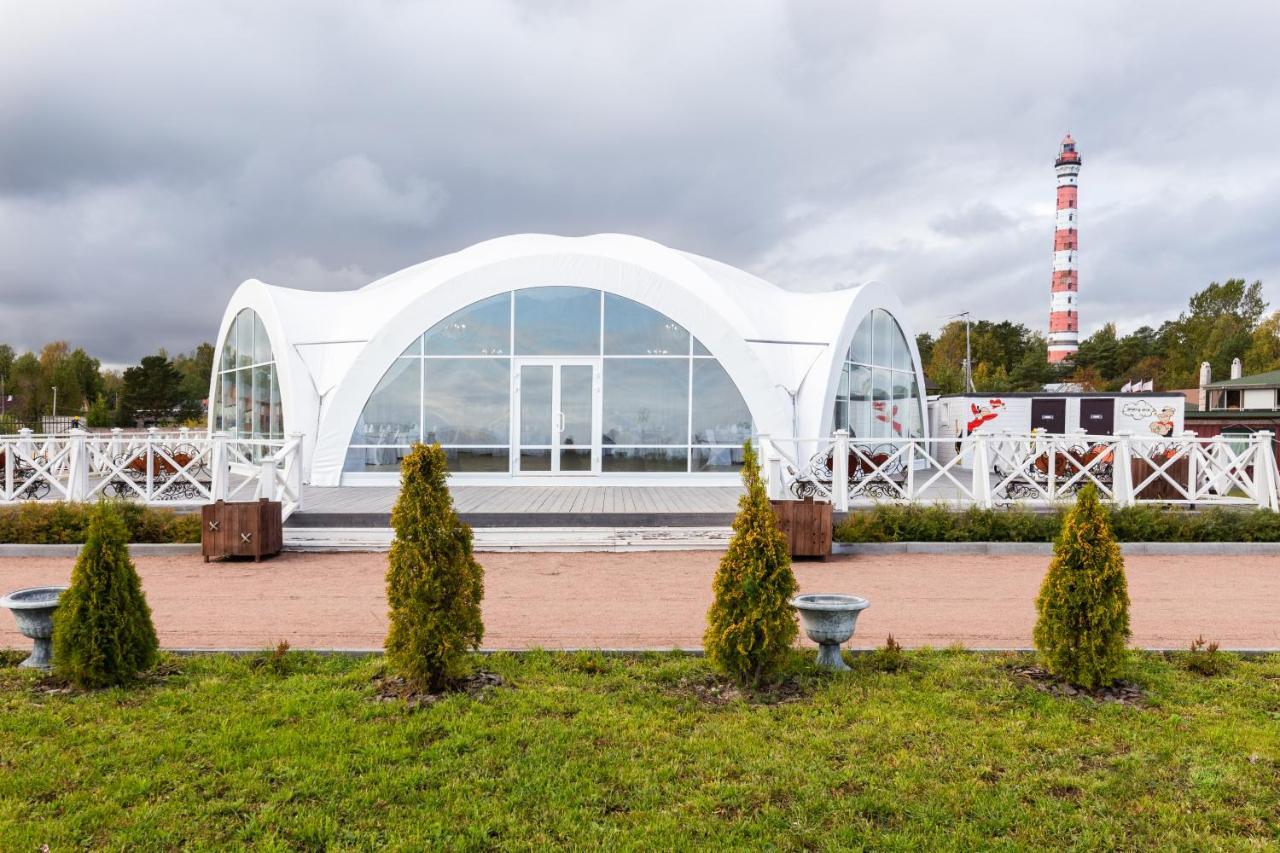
[1,0,1279,364]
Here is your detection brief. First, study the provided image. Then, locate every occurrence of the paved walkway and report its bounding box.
[2,552,1277,651]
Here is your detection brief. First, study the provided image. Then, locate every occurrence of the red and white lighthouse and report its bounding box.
[1047,133,1081,363]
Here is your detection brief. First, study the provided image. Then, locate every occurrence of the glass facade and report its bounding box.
[213,308,283,439]
[832,309,923,439]
[345,287,754,474]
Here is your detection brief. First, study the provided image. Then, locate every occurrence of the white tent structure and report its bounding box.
[210,234,927,485]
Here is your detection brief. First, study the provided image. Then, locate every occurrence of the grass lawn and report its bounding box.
[1,649,1277,848]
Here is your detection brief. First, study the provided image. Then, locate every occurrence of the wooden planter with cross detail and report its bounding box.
[201,499,283,562]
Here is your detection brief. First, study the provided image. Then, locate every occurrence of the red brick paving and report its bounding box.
[2,551,1277,651]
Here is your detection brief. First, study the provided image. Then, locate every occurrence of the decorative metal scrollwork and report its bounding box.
[788,442,907,501]
[103,443,212,501]
[0,450,51,500]
[994,441,1115,501]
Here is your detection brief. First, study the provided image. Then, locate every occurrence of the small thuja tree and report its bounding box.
[385,443,484,691]
[1033,484,1131,689]
[52,501,159,688]
[704,440,798,686]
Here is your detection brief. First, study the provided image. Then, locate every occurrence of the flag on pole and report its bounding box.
[1141,379,1154,392]
[1120,380,1133,393]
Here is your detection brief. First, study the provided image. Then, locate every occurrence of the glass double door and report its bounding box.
[514,359,600,474]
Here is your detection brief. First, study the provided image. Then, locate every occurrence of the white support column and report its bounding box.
[17,428,33,462]
[109,427,123,462]
[66,428,89,502]
[972,433,993,508]
[210,431,229,502]
[832,430,850,511]
[1114,432,1134,506]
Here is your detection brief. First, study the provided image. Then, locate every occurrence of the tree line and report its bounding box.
[0,341,213,431]
[915,279,1276,393]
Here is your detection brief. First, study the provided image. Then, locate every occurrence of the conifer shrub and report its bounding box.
[52,501,159,688]
[384,443,484,692]
[1033,484,1131,689]
[704,440,798,687]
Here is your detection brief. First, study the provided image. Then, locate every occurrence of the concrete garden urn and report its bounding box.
[1,586,69,670]
[790,594,870,671]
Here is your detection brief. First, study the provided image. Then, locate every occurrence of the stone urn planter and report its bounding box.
[1,586,69,670]
[790,593,870,671]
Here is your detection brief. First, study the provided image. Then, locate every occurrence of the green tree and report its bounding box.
[0,343,14,383]
[9,352,42,422]
[971,362,1011,392]
[118,355,186,425]
[1161,279,1266,387]
[704,440,798,686]
[1242,311,1280,375]
[1033,485,1131,689]
[52,502,159,688]
[385,443,485,691]
[173,343,215,410]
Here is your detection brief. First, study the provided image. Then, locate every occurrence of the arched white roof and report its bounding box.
[211,234,927,484]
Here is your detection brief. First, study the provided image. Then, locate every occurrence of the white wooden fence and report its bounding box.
[0,428,304,519]
[759,429,1279,511]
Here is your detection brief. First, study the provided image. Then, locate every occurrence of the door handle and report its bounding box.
[556,412,565,433]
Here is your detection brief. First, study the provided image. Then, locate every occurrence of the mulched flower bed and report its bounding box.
[1011,664,1145,706]
[372,670,505,709]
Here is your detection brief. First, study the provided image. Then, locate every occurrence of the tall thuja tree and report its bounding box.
[704,440,798,686]
[385,443,484,691]
[52,501,159,688]
[1033,484,1131,689]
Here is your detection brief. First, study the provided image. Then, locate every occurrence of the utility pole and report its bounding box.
[949,312,975,393]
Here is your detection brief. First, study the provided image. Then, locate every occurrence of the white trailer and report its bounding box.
[928,392,1186,466]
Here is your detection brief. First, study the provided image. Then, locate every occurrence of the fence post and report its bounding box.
[258,456,276,501]
[67,428,89,502]
[1114,431,1134,506]
[1182,430,1199,502]
[210,431,228,502]
[972,433,993,508]
[3,436,12,500]
[832,430,850,512]
[288,432,305,510]
[109,427,123,461]
[17,427,33,462]
[1251,431,1273,510]
[1258,430,1279,512]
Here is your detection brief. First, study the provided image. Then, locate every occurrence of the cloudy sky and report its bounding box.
[3,1,1279,365]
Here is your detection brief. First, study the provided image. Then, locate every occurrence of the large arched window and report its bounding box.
[832,309,923,439]
[345,287,754,474]
[213,308,282,439]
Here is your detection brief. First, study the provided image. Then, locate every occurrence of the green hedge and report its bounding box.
[0,502,201,544]
[834,503,1280,543]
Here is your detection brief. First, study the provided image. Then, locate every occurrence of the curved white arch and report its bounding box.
[310,247,794,484]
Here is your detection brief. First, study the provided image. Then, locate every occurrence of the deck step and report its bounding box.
[283,526,733,552]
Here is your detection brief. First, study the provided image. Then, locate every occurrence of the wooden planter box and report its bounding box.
[202,499,283,562]
[770,497,833,559]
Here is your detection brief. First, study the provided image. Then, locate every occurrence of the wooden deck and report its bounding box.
[291,485,745,528]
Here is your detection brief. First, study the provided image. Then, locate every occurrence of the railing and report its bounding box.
[759,429,1279,511]
[0,428,304,519]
